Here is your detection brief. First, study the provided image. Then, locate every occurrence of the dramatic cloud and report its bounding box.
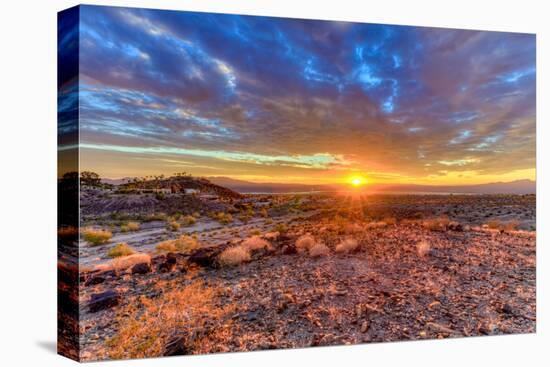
[77,5,536,184]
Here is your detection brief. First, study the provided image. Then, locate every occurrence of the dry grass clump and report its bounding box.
[143,212,168,222]
[273,223,288,233]
[218,245,251,266]
[106,280,235,359]
[486,219,520,232]
[249,228,262,236]
[156,235,199,253]
[181,215,196,226]
[335,238,359,254]
[416,240,430,257]
[364,221,387,230]
[111,253,151,273]
[156,240,178,253]
[422,216,450,231]
[83,227,113,246]
[213,212,233,224]
[166,220,181,232]
[296,234,316,253]
[121,221,140,232]
[309,243,330,257]
[345,222,363,234]
[242,236,270,252]
[503,220,520,231]
[107,242,136,258]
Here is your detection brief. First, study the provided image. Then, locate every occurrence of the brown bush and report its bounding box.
[106,281,235,359]
[121,221,140,232]
[107,243,136,258]
[309,243,330,257]
[296,234,316,253]
[242,236,270,252]
[335,238,359,254]
[83,227,112,246]
[218,246,251,266]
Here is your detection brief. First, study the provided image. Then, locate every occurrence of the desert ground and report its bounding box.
[61,184,535,361]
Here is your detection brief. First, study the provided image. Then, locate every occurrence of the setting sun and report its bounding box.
[350,176,366,187]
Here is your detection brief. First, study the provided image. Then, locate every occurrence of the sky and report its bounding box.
[74,5,536,185]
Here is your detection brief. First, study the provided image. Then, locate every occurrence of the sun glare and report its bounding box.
[349,176,366,187]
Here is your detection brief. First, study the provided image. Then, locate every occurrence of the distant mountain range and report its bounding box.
[208,177,536,195]
[101,176,535,195]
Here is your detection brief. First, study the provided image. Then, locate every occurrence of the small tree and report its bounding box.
[80,171,101,187]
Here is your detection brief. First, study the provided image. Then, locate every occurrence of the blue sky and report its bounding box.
[70,5,536,184]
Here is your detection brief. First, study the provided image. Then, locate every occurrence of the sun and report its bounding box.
[349,176,366,187]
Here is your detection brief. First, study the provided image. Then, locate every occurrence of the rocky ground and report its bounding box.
[72,194,536,361]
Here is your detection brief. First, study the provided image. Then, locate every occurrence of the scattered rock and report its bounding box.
[88,290,120,313]
[84,275,105,286]
[281,244,297,255]
[361,321,369,333]
[188,247,224,268]
[131,262,152,275]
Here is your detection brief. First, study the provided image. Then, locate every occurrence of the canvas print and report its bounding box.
[57,5,536,362]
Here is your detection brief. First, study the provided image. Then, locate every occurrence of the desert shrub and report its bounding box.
[83,228,112,246]
[242,236,270,252]
[121,221,140,232]
[309,243,330,257]
[111,253,151,273]
[239,214,251,223]
[273,223,288,233]
[503,220,520,231]
[106,281,235,359]
[296,234,316,253]
[107,243,136,258]
[156,235,199,253]
[155,191,166,200]
[143,213,168,222]
[486,219,502,229]
[218,246,251,266]
[416,240,430,257]
[156,240,178,253]
[215,212,233,224]
[192,211,201,218]
[335,238,359,254]
[166,221,181,232]
[249,229,261,236]
[345,222,363,234]
[365,221,387,229]
[260,208,268,217]
[265,218,273,225]
[175,234,199,252]
[181,215,196,226]
[486,219,520,232]
[422,216,450,231]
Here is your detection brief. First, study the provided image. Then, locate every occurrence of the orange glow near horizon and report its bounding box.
[349,175,367,187]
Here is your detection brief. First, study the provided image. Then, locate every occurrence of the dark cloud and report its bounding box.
[77,5,536,183]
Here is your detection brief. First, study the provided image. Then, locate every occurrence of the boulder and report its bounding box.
[88,290,120,313]
[187,247,221,268]
[131,262,152,275]
[281,244,297,255]
[157,252,178,272]
[84,275,106,286]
